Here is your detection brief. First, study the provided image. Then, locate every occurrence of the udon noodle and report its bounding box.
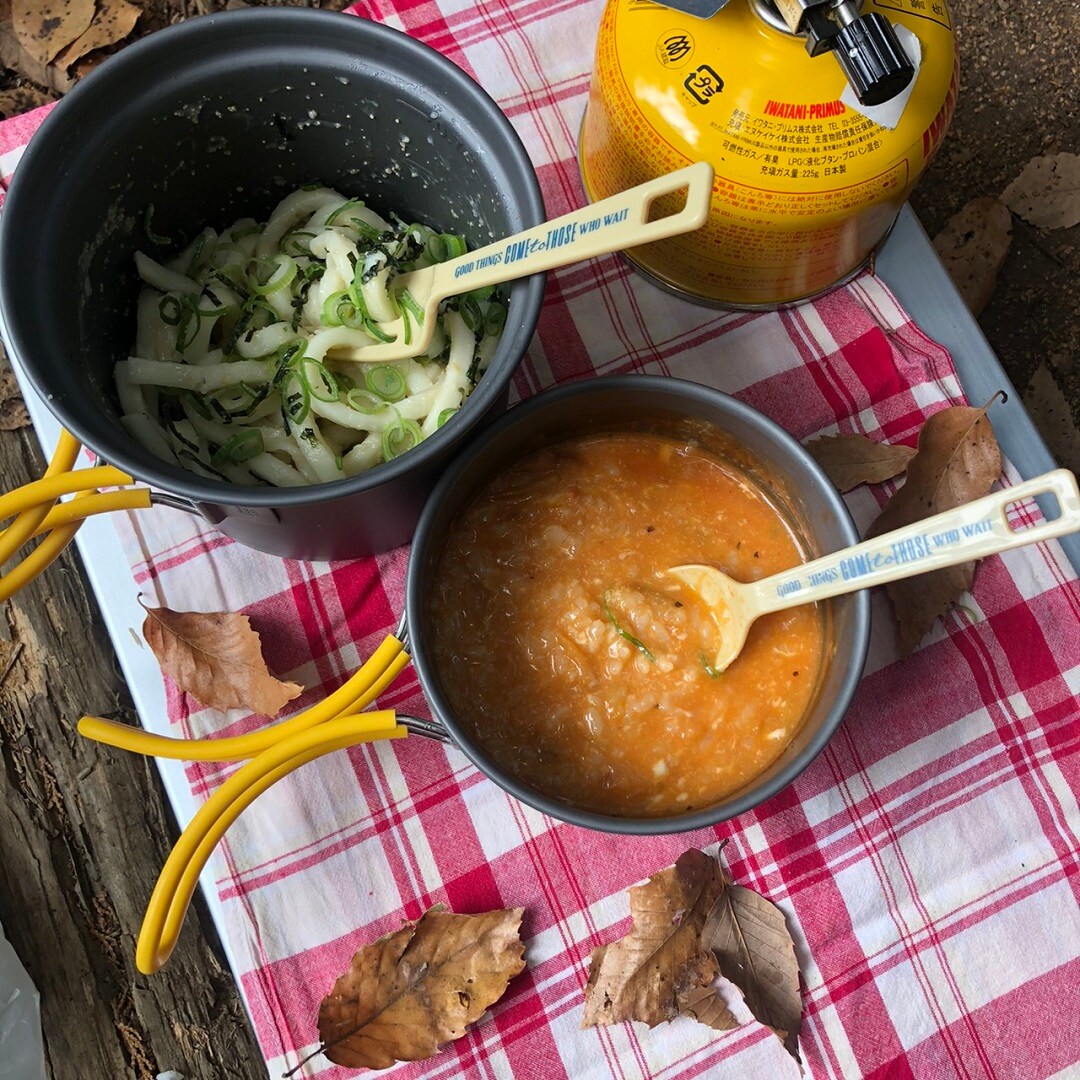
[115,187,507,486]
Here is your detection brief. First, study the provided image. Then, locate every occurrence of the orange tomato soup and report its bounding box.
[430,431,827,817]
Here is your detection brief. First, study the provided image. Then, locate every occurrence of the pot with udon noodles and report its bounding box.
[0,8,545,559]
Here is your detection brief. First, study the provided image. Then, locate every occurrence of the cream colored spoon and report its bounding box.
[338,161,713,363]
[670,469,1080,672]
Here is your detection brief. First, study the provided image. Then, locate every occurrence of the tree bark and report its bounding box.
[0,409,264,1079]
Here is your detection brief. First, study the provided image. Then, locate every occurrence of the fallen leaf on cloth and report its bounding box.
[867,395,1004,655]
[806,433,916,492]
[141,604,302,716]
[583,848,735,1030]
[12,0,94,64]
[0,368,30,430]
[701,863,802,1062]
[1002,153,1080,230]
[584,848,803,1064]
[932,195,1013,316]
[313,906,525,1070]
[54,0,139,69]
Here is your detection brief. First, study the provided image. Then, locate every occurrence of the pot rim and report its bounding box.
[407,374,871,835]
[0,7,546,508]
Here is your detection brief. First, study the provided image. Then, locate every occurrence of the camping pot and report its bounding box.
[0,8,545,560]
[402,376,871,834]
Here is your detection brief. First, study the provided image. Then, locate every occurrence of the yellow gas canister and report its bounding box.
[580,0,957,307]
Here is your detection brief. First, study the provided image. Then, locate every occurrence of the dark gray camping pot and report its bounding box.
[0,8,544,560]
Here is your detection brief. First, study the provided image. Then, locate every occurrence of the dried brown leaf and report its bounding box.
[54,0,139,69]
[867,395,1004,654]
[1002,153,1080,230]
[583,849,735,1029]
[316,906,525,1070]
[0,368,30,430]
[806,433,916,493]
[0,84,53,118]
[141,605,302,717]
[12,0,94,65]
[932,195,1012,316]
[1025,364,1079,473]
[701,869,802,1063]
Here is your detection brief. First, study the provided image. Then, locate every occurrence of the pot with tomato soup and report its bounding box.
[407,377,870,833]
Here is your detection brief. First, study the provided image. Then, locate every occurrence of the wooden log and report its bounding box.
[0,360,264,1078]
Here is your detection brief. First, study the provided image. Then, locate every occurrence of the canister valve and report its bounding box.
[771,0,916,105]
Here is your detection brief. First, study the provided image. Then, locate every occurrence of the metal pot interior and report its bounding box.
[0,10,543,506]
[407,377,870,834]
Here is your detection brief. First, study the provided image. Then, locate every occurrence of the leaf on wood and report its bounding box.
[806,433,916,493]
[54,0,139,70]
[1002,153,1080,231]
[701,863,802,1064]
[583,848,737,1031]
[0,368,30,431]
[141,604,302,717]
[0,84,54,118]
[12,0,95,65]
[314,906,525,1071]
[867,395,1004,655]
[932,195,1013,316]
[1025,363,1079,473]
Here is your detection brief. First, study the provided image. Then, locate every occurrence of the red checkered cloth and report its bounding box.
[4,4,1079,1077]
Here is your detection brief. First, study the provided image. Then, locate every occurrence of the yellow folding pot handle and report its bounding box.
[0,490,103,604]
[138,710,405,974]
[30,488,152,536]
[0,464,134,521]
[78,634,410,761]
[0,429,81,566]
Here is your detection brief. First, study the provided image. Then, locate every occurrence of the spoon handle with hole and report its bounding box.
[750,469,1080,614]
[426,161,713,301]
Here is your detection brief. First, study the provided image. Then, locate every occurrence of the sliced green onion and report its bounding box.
[250,254,297,296]
[326,198,363,226]
[363,318,396,344]
[700,652,724,679]
[364,365,406,402]
[345,388,386,415]
[299,359,339,403]
[380,416,422,461]
[401,306,412,347]
[399,289,425,326]
[483,302,507,336]
[282,382,311,429]
[271,340,305,387]
[602,591,655,663]
[186,232,208,278]
[158,295,183,326]
[321,291,345,327]
[299,181,322,191]
[144,204,172,246]
[426,232,467,263]
[283,230,316,257]
[459,295,484,333]
[181,391,213,420]
[211,429,264,465]
[350,218,383,242]
[436,407,458,428]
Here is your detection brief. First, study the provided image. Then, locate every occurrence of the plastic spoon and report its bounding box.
[340,161,714,363]
[669,468,1080,672]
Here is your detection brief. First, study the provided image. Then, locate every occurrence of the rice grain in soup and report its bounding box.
[430,430,828,817]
